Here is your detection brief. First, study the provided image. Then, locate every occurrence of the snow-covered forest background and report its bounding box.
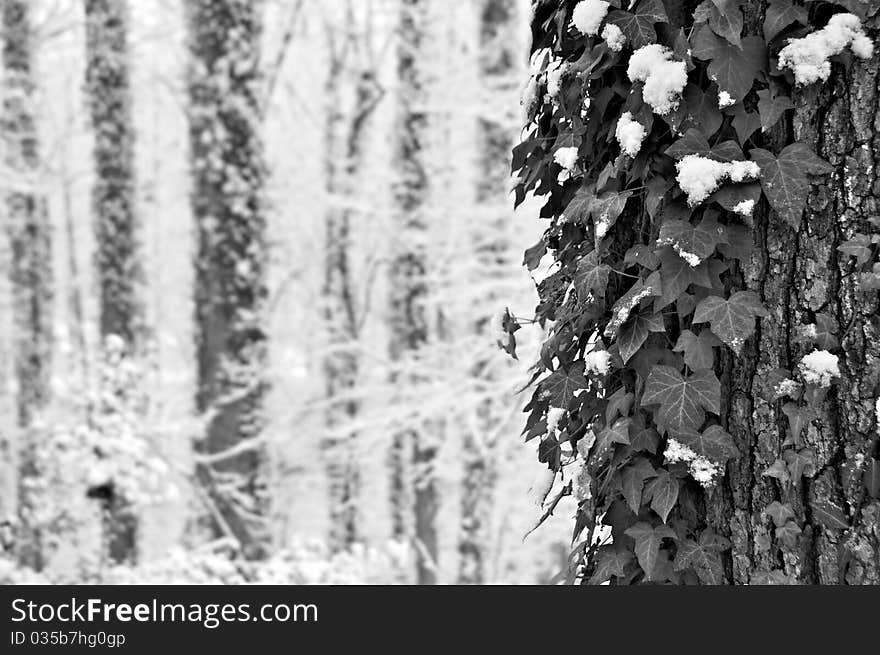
[0,0,579,584]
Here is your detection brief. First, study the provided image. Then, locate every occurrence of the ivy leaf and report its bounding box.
[523,238,547,271]
[861,268,880,291]
[674,425,739,464]
[838,234,872,265]
[665,128,712,160]
[813,313,840,350]
[631,426,661,453]
[782,402,815,445]
[764,500,796,528]
[624,244,660,269]
[645,470,679,523]
[538,434,562,470]
[620,458,657,514]
[683,84,724,136]
[596,417,632,453]
[692,291,768,354]
[624,521,677,581]
[590,191,633,243]
[645,176,671,218]
[654,247,711,311]
[604,272,661,340]
[588,544,634,585]
[864,458,880,499]
[605,388,634,424]
[606,0,669,49]
[643,366,721,432]
[673,538,724,584]
[692,26,766,100]
[776,521,802,548]
[711,181,761,215]
[618,310,665,364]
[810,498,849,530]
[762,458,790,483]
[832,0,871,19]
[764,0,808,42]
[750,143,834,228]
[694,0,744,48]
[673,329,721,371]
[574,250,611,299]
[717,223,755,261]
[757,90,794,133]
[656,216,728,266]
[730,105,762,144]
[710,140,745,162]
[784,447,816,481]
[539,361,587,408]
[561,187,592,224]
[499,308,521,360]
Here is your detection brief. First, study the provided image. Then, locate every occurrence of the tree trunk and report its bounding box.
[187,0,270,559]
[390,0,437,584]
[458,0,520,585]
[708,3,880,585]
[321,19,382,550]
[2,0,53,571]
[84,0,141,566]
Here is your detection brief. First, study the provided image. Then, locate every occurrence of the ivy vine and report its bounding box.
[508,0,879,584]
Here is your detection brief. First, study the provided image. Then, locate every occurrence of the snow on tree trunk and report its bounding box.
[2,0,53,571]
[706,3,880,586]
[457,0,521,585]
[84,0,141,566]
[390,0,437,584]
[321,20,382,552]
[187,0,270,559]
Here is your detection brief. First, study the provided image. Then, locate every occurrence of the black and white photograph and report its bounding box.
[0,0,878,594]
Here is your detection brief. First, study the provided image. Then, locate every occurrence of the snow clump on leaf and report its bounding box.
[601,23,625,52]
[553,146,579,171]
[663,438,719,488]
[675,155,761,205]
[778,13,874,86]
[717,90,735,108]
[627,44,688,115]
[545,60,567,97]
[733,199,754,216]
[615,111,647,157]
[584,350,612,375]
[571,0,609,36]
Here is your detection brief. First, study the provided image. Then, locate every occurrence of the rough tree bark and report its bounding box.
[187,0,270,558]
[84,0,141,566]
[707,1,880,585]
[1,0,53,571]
[390,0,437,584]
[321,11,383,552]
[458,0,521,585]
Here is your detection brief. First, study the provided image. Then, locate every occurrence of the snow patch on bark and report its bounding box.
[778,13,874,85]
[798,349,840,387]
